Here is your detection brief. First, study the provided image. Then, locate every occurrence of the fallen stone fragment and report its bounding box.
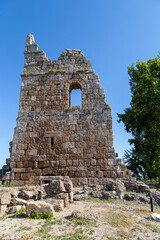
[73,189,84,195]
[48,193,70,207]
[106,179,126,191]
[123,179,150,193]
[116,190,124,199]
[152,191,160,206]
[44,180,66,195]
[91,190,102,198]
[124,193,137,201]
[73,194,89,201]
[18,190,35,200]
[138,195,150,204]
[151,213,160,222]
[26,200,54,217]
[10,198,27,206]
[63,179,73,193]
[46,199,64,211]
[0,205,7,217]
[63,193,69,207]
[72,210,96,221]
[83,185,102,193]
[0,191,11,205]
[82,186,93,193]
[102,191,117,200]
[124,193,150,204]
[6,205,24,214]
[68,192,74,203]
[9,189,19,198]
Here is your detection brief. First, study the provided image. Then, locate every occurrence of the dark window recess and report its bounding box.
[51,137,54,149]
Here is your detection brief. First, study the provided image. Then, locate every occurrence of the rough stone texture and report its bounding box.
[43,177,73,207]
[9,33,131,186]
[0,205,7,217]
[123,193,151,204]
[44,180,66,195]
[151,213,160,222]
[152,191,160,206]
[116,190,124,199]
[9,198,27,206]
[102,191,118,200]
[0,156,11,185]
[0,177,73,217]
[71,210,96,221]
[26,200,54,217]
[105,179,126,191]
[18,190,35,200]
[9,189,19,198]
[6,205,24,214]
[46,199,64,211]
[73,193,89,201]
[91,190,103,199]
[0,191,11,205]
[122,179,151,193]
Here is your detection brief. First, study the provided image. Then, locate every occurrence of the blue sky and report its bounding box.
[0,0,160,168]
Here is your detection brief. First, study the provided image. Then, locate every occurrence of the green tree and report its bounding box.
[117,54,160,183]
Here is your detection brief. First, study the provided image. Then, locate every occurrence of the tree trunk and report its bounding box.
[158,173,160,190]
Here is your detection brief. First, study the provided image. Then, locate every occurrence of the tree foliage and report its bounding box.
[117,54,160,179]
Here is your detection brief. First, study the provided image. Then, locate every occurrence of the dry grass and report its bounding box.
[106,213,132,230]
[142,221,160,233]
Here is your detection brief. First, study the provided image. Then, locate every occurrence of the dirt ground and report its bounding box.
[0,197,160,240]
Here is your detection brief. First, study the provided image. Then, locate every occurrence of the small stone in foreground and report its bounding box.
[72,210,96,221]
[73,194,89,201]
[151,213,160,222]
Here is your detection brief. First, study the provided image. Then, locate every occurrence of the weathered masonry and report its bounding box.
[10,33,131,186]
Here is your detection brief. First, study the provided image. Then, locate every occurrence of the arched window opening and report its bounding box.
[69,82,82,107]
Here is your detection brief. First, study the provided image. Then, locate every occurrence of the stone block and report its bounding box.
[20,173,31,180]
[18,190,35,200]
[11,180,25,186]
[42,168,53,175]
[10,198,27,206]
[29,149,37,156]
[44,180,65,195]
[6,205,24,214]
[13,168,32,173]
[73,160,78,166]
[59,160,66,167]
[63,193,69,207]
[0,205,7,217]
[33,169,42,176]
[98,171,103,178]
[47,199,64,211]
[26,201,54,217]
[0,191,11,205]
[68,192,73,202]
[64,180,73,193]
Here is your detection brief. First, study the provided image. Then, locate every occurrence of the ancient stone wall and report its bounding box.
[10,34,131,186]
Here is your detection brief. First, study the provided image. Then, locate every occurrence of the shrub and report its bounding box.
[30,212,53,220]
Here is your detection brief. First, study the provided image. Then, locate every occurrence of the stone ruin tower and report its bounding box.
[9,33,131,186]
